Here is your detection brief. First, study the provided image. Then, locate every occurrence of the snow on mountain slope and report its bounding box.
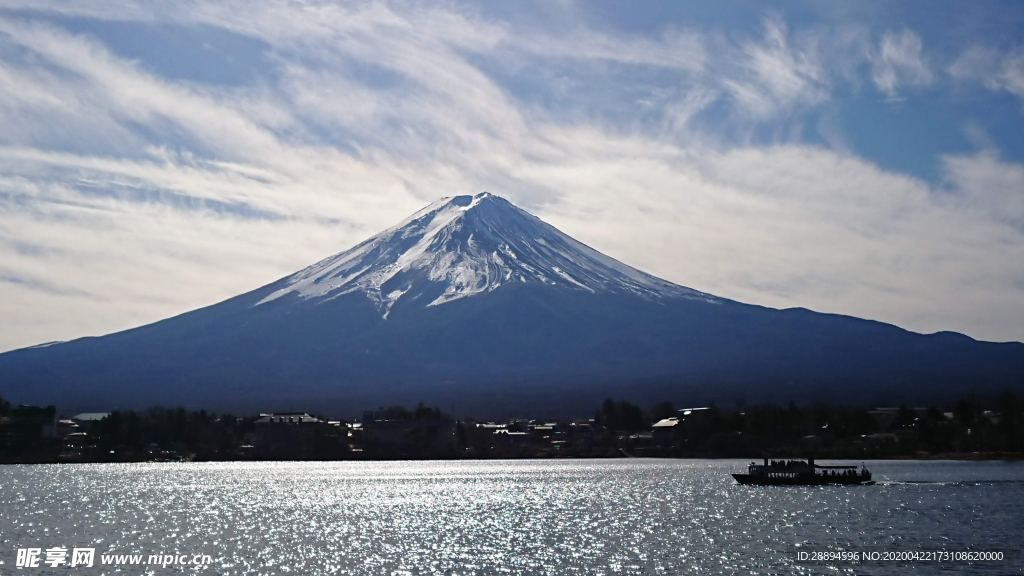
[258,192,716,316]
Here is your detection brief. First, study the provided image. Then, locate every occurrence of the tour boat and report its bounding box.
[732,458,872,485]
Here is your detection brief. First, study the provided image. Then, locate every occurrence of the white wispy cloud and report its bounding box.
[723,16,829,120]
[949,44,1024,104]
[992,48,1024,101]
[871,29,933,101]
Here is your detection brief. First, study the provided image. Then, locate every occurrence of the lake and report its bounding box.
[2,459,1022,574]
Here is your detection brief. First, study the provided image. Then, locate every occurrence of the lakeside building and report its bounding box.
[13,405,58,438]
[71,412,110,423]
[0,405,59,455]
[252,413,323,452]
[361,410,457,454]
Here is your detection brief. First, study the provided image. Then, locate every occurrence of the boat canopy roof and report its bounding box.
[815,465,860,469]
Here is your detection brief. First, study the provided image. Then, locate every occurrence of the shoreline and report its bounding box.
[3,452,1023,465]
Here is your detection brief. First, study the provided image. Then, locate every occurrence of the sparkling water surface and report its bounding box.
[1,459,1022,575]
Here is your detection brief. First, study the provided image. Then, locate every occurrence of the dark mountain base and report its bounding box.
[1,284,1021,417]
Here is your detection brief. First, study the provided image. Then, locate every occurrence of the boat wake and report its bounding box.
[874,480,1024,486]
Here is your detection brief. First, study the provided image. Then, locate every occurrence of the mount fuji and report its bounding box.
[1,192,1022,416]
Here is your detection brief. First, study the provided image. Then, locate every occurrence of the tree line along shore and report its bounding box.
[0,391,1021,463]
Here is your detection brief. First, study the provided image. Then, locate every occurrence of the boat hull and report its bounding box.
[732,473,871,485]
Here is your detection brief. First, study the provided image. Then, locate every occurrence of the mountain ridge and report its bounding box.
[0,192,1021,416]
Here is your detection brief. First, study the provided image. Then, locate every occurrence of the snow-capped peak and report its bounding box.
[257,192,714,316]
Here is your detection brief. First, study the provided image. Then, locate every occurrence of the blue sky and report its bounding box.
[0,0,1022,351]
